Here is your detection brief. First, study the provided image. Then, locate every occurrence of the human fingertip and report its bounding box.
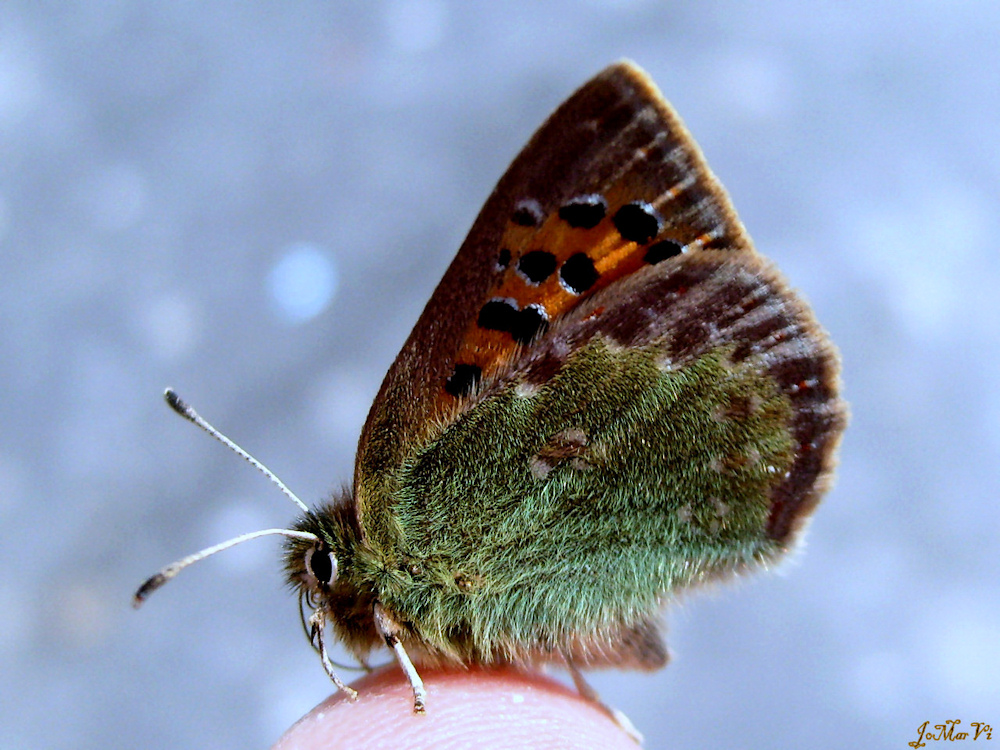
[272,665,638,749]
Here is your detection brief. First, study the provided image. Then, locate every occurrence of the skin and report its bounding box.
[272,666,637,749]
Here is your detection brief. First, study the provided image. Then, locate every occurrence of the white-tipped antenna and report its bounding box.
[133,389,319,608]
[163,388,310,513]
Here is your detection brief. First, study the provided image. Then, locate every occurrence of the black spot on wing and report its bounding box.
[559,253,600,294]
[445,364,482,397]
[558,195,607,229]
[518,250,557,284]
[478,299,519,332]
[477,299,548,345]
[613,202,662,244]
[645,239,683,264]
[496,248,511,270]
[511,305,548,345]
[512,199,545,227]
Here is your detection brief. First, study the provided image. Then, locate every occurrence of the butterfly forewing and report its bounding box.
[357,62,766,548]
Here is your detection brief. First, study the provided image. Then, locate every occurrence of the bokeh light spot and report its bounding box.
[267,243,338,324]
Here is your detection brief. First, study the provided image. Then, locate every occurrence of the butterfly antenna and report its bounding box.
[133,389,321,608]
[163,388,310,513]
[133,527,318,607]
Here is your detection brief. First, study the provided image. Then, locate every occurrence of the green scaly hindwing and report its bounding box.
[381,336,795,659]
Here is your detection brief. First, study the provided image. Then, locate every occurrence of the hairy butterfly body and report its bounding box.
[137,60,845,734]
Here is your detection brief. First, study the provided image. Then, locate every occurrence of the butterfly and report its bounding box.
[136,60,845,735]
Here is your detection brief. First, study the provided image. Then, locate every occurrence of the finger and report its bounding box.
[272,664,638,749]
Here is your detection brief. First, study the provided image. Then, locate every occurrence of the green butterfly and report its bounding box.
[137,60,846,735]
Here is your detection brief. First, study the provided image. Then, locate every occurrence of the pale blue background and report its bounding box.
[2,2,998,748]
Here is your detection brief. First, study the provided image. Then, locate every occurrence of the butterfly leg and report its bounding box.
[308,609,359,701]
[565,656,643,745]
[374,603,427,713]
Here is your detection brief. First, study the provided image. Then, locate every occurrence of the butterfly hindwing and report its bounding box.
[357,61,763,551]
[379,249,842,662]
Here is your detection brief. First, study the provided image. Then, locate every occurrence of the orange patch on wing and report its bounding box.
[440,194,687,402]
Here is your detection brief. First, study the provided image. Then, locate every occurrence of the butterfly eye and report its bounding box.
[304,546,337,587]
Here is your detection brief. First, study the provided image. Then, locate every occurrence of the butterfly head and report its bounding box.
[283,492,382,657]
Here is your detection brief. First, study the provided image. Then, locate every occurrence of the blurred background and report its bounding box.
[2,2,998,748]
